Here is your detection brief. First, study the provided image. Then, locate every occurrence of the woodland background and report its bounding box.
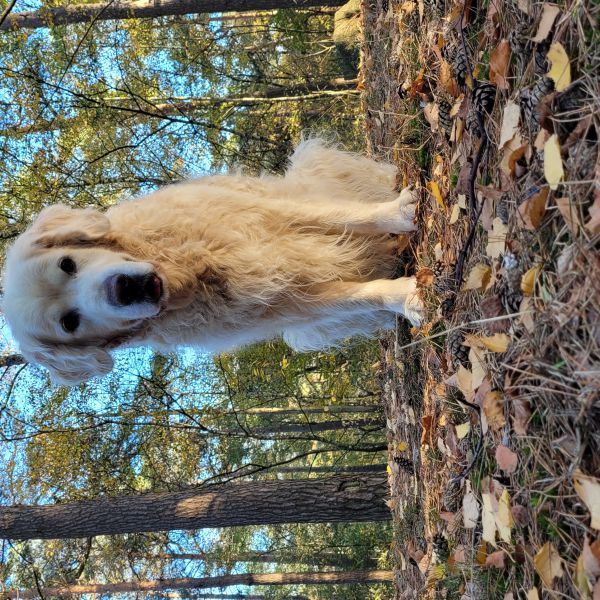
[0,1,395,599]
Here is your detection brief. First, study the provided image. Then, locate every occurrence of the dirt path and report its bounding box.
[362,0,600,597]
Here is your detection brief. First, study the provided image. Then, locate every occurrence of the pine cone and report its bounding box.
[438,100,453,137]
[442,478,463,513]
[465,108,483,137]
[501,253,523,314]
[447,329,471,369]
[521,77,554,124]
[432,533,450,562]
[453,44,472,88]
[534,39,551,75]
[496,193,511,225]
[473,82,497,115]
[434,261,455,294]
[394,456,414,474]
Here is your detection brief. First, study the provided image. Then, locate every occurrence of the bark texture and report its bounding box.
[1,570,393,598]
[0,474,389,540]
[0,0,347,30]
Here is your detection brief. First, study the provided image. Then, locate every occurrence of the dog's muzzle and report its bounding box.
[105,273,163,306]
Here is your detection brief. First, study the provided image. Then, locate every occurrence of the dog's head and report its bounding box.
[2,204,169,384]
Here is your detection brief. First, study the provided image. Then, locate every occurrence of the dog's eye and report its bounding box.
[59,257,77,275]
[60,311,80,333]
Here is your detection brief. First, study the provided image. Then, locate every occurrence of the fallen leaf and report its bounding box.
[499,101,521,149]
[500,133,528,176]
[421,414,434,447]
[576,537,600,598]
[463,489,480,528]
[497,488,514,543]
[417,268,435,286]
[482,489,498,544]
[531,3,561,42]
[464,264,492,291]
[583,536,600,579]
[480,333,511,352]
[521,266,541,296]
[440,59,460,96]
[398,441,408,452]
[469,346,487,391]
[483,391,506,432]
[574,470,600,530]
[546,42,571,91]
[490,39,511,89]
[457,365,473,399]
[586,196,600,235]
[512,397,531,435]
[517,186,549,230]
[486,217,508,258]
[428,181,445,209]
[476,540,488,564]
[534,542,564,589]
[453,545,467,563]
[544,134,564,190]
[527,589,540,600]
[456,421,471,440]
[424,103,440,132]
[449,203,461,224]
[486,550,507,568]
[555,197,581,234]
[496,444,518,473]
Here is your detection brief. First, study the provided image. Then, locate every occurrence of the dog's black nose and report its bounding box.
[106,273,162,306]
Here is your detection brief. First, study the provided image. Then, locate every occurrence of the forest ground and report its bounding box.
[359,0,599,597]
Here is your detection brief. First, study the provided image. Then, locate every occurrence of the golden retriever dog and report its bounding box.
[2,140,423,384]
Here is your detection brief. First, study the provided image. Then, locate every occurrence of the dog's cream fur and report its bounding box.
[2,140,423,384]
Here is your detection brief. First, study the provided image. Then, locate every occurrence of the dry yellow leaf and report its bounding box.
[547,42,571,91]
[456,421,471,440]
[464,264,492,291]
[428,181,445,209]
[497,488,514,543]
[486,218,508,258]
[574,470,600,530]
[544,134,564,190]
[521,266,541,296]
[527,588,540,600]
[480,333,511,352]
[534,542,564,589]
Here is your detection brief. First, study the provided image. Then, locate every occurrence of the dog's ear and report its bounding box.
[28,204,110,248]
[28,343,114,386]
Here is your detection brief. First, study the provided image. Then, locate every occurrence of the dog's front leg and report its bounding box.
[287,192,418,234]
[305,278,424,325]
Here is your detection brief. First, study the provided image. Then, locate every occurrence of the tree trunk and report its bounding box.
[0,474,389,540]
[0,0,347,31]
[1,570,394,599]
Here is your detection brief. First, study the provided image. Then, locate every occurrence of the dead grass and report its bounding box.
[362,0,600,597]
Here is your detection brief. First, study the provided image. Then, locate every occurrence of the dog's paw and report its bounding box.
[378,198,417,233]
[382,276,424,325]
[397,186,420,207]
